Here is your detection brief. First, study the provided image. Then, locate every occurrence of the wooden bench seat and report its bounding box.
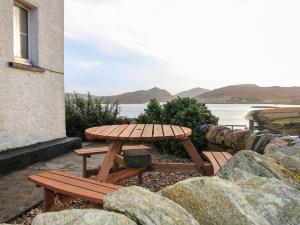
[202,151,232,175]
[74,145,151,177]
[28,170,121,212]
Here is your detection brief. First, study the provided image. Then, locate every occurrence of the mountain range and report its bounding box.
[197,84,300,104]
[66,84,300,104]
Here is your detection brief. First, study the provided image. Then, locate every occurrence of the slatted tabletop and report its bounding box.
[85,124,192,141]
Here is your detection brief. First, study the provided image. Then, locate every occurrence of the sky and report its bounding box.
[64,0,300,96]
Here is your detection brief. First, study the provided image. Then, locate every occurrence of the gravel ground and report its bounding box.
[9,150,201,225]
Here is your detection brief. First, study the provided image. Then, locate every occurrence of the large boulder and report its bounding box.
[31,209,136,225]
[161,176,300,225]
[264,141,300,176]
[161,177,269,225]
[216,150,300,190]
[239,176,300,225]
[104,186,199,225]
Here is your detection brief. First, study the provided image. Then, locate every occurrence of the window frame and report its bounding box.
[13,1,32,65]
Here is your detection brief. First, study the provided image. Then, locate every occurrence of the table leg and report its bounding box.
[96,141,123,182]
[82,156,87,178]
[138,173,143,184]
[181,139,207,175]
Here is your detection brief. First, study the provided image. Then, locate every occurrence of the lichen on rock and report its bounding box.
[161,176,300,225]
[264,141,300,176]
[161,177,269,225]
[267,157,300,184]
[31,209,136,225]
[104,186,199,225]
[239,176,300,225]
[216,150,300,190]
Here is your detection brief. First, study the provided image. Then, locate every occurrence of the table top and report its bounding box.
[85,124,192,141]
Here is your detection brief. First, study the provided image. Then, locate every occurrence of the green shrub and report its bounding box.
[65,93,120,138]
[137,98,163,124]
[137,98,218,157]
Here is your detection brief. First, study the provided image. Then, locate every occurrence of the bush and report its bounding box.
[137,98,218,157]
[65,93,120,138]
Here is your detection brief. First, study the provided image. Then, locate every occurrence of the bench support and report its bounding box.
[138,173,143,184]
[97,141,123,182]
[44,189,56,212]
[181,139,208,175]
[76,145,151,178]
[83,156,87,178]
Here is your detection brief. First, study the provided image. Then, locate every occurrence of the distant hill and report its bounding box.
[197,84,300,104]
[66,84,300,104]
[176,87,209,98]
[66,87,174,104]
[102,87,173,104]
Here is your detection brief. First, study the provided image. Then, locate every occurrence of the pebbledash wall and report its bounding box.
[0,0,65,152]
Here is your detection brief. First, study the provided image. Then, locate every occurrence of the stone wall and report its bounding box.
[199,125,291,154]
[0,0,65,151]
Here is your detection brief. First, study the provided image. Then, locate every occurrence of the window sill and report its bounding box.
[8,61,46,73]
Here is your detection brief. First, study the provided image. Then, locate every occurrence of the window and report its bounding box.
[13,3,30,63]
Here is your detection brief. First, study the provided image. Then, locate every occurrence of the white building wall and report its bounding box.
[0,0,65,151]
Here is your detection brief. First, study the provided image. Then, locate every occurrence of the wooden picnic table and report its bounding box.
[27,124,231,212]
[85,124,208,183]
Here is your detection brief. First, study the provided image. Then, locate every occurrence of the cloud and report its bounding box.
[64,32,79,40]
[65,0,300,93]
[79,60,103,68]
[64,39,171,95]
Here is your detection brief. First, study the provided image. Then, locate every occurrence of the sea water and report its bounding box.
[119,103,300,126]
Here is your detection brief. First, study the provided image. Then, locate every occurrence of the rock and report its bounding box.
[231,130,252,151]
[123,150,152,168]
[265,138,288,147]
[245,133,259,150]
[215,129,230,146]
[104,186,199,225]
[196,124,213,136]
[31,209,136,225]
[266,136,299,146]
[161,176,300,225]
[216,150,300,190]
[205,125,216,142]
[239,176,300,225]
[256,129,274,135]
[264,141,300,176]
[161,176,269,225]
[253,134,273,153]
[224,130,233,147]
[206,125,229,144]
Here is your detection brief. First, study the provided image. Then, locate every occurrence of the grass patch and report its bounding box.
[271,117,300,126]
